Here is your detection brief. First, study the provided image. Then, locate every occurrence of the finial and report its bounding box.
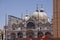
[26,10,28,17]
[36,4,38,11]
[36,4,38,10]
[41,4,43,8]
[40,4,44,12]
[26,10,28,14]
[21,13,23,19]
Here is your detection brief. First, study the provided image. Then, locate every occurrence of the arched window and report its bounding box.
[27,22,35,29]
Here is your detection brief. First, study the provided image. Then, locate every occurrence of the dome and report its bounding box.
[32,8,48,23]
[24,14,30,21]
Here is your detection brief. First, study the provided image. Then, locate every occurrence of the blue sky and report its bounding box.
[0,0,53,30]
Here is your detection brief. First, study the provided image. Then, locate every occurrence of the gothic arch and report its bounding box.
[26,17,36,28]
[26,22,35,29]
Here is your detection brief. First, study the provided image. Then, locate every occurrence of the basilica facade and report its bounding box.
[4,8,53,40]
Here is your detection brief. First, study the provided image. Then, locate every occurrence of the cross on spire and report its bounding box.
[41,4,43,8]
[40,4,44,12]
[26,10,28,17]
[36,4,39,12]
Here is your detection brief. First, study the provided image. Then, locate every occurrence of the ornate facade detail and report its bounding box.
[4,8,53,40]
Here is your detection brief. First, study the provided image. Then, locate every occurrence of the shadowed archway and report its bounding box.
[17,32,23,38]
[26,30,34,38]
[10,33,16,40]
[45,32,52,38]
[38,31,43,37]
